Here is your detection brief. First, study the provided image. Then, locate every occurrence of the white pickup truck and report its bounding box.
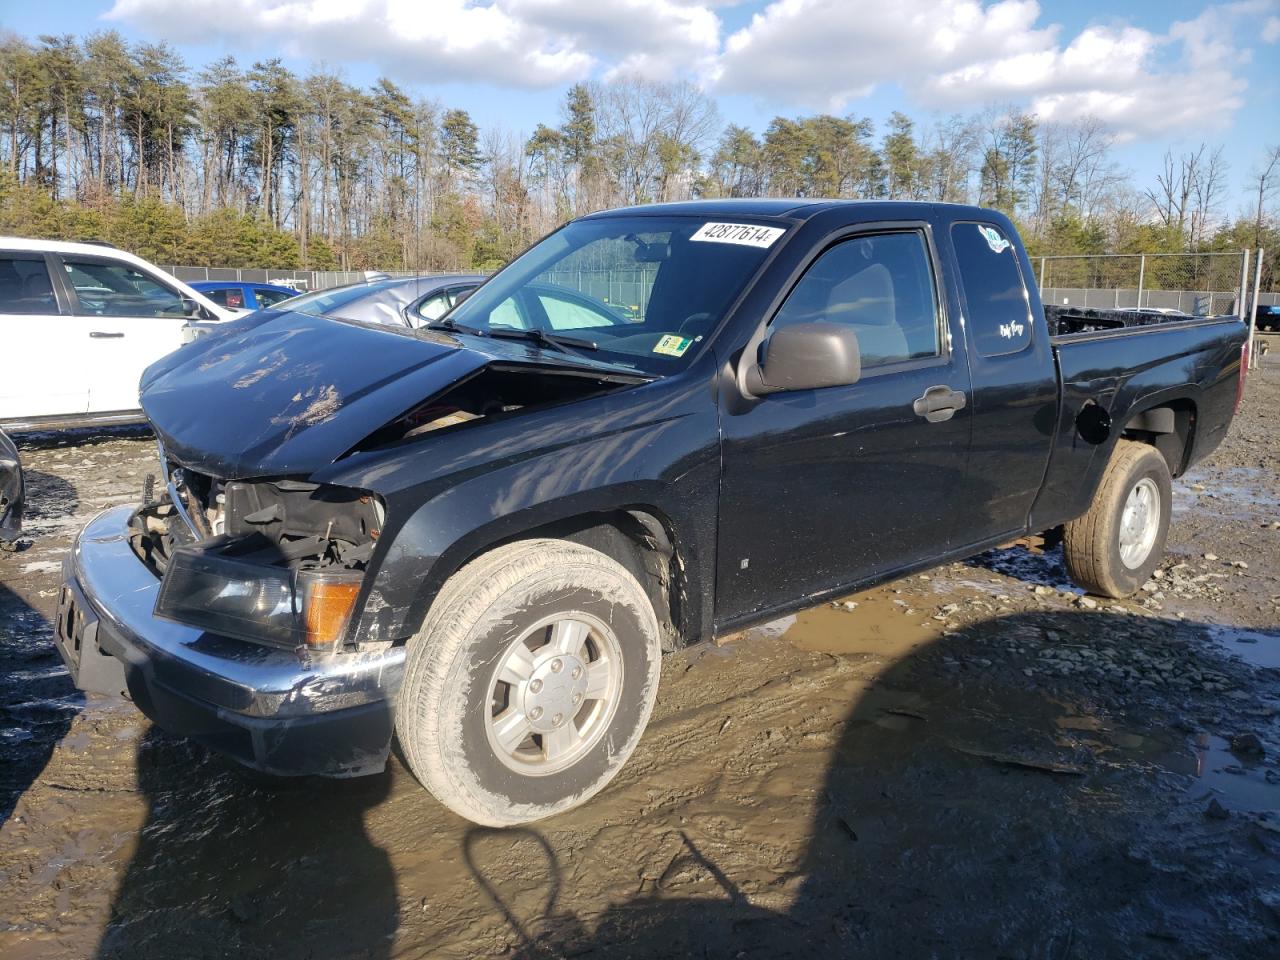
[0,237,234,430]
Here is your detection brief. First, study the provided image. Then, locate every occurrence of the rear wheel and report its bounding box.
[1063,439,1172,598]
[396,538,662,826]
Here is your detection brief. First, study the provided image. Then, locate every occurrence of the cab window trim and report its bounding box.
[948,218,1035,359]
[56,253,190,320]
[763,222,950,380]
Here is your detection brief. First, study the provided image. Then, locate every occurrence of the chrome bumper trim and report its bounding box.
[70,506,404,719]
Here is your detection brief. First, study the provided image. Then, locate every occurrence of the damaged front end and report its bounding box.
[131,440,384,653]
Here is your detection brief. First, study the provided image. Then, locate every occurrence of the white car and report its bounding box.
[0,238,234,429]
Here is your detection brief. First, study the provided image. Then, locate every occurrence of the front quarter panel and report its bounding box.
[316,368,720,646]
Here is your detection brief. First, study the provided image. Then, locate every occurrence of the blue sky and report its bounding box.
[4,0,1279,212]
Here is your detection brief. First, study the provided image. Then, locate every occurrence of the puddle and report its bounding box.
[1186,733,1279,811]
[964,543,1083,594]
[1173,467,1272,521]
[1091,720,1279,813]
[758,589,944,656]
[1206,625,1280,669]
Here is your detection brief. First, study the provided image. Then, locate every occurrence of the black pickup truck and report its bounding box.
[55,200,1248,826]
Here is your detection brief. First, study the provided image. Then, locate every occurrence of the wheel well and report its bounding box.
[486,510,687,652]
[1120,400,1195,477]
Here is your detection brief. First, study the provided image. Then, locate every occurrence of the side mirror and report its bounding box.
[744,322,862,396]
[180,297,203,319]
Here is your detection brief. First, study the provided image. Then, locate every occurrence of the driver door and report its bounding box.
[715,226,974,624]
[56,255,197,414]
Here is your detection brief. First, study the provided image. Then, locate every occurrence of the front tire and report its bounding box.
[1063,439,1172,598]
[397,538,662,826]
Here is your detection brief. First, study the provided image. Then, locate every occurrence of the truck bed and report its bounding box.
[1045,304,1233,338]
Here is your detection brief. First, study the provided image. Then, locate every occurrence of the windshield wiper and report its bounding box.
[485,327,599,353]
[425,317,487,336]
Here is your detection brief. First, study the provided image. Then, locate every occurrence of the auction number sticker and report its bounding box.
[690,222,786,248]
[653,334,695,357]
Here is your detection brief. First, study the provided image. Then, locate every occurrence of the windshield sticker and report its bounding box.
[690,222,786,248]
[653,334,694,357]
[978,225,1011,254]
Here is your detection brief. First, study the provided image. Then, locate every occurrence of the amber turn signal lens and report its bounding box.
[303,580,361,648]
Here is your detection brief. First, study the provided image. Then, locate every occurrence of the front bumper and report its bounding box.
[54,506,405,777]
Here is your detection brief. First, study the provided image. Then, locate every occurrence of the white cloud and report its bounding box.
[105,0,1277,138]
[713,0,1274,138]
[104,0,595,87]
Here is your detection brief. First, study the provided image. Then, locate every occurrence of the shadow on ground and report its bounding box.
[0,581,79,826]
[94,730,397,959]
[91,609,1278,959]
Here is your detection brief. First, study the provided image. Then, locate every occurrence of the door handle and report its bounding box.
[89,331,125,338]
[913,385,967,423]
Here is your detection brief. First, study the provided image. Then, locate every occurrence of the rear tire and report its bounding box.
[1063,439,1172,598]
[396,538,662,826]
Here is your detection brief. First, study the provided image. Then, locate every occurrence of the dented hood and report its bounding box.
[139,310,631,479]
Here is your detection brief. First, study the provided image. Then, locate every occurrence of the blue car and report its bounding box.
[188,280,298,314]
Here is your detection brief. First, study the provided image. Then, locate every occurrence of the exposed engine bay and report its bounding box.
[353,363,646,452]
[128,467,382,581]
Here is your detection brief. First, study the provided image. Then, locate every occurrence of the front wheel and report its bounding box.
[396,538,662,826]
[1063,439,1172,598]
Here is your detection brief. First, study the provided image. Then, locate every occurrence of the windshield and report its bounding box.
[445,215,788,375]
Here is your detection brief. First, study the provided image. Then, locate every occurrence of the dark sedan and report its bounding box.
[0,429,22,547]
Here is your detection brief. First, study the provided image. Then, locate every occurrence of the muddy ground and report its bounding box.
[1,346,1279,959]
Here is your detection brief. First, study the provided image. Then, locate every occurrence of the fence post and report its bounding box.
[1249,248,1264,369]
[1237,249,1250,323]
[1038,257,1045,290]
[1136,255,1145,309]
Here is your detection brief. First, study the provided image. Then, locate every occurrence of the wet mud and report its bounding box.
[2,373,1279,958]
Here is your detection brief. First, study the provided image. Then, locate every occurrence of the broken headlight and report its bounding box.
[153,535,362,650]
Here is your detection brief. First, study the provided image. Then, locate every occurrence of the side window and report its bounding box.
[62,259,187,318]
[415,291,453,323]
[537,291,614,330]
[489,297,525,329]
[771,231,941,368]
[0,255,59,315]
[949,222,1032,356]
[202,287,243,309]
[253,287,293,308]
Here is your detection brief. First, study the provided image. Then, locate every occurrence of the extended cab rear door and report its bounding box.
[716,221,974,624]
[940,217,1058,547]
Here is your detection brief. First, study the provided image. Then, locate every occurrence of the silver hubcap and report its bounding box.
[1119,477,1161,569]
[485,613,623,776]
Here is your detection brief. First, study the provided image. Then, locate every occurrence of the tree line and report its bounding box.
[1,31,1277,286]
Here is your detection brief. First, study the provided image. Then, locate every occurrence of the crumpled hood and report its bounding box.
[141,311,500,478]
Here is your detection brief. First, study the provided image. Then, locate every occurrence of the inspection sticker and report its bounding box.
[690,222,786,248]
[653,334,695,357]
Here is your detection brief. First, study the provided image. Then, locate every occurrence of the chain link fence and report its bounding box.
[161,251,1276,321]
[1031,251,1267,316]
[161,265,417,293]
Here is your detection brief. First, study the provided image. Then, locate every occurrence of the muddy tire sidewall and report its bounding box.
[1064,440,1172,598]
[1103,453,1172,594]
[397,540,661,826]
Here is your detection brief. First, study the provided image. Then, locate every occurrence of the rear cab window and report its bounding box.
[949,222,1032,356]
[0,255,59,315]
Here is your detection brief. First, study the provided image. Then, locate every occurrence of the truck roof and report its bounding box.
[583,198,995,222]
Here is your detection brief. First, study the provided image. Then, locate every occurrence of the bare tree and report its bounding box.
[1249,144,1280,248]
